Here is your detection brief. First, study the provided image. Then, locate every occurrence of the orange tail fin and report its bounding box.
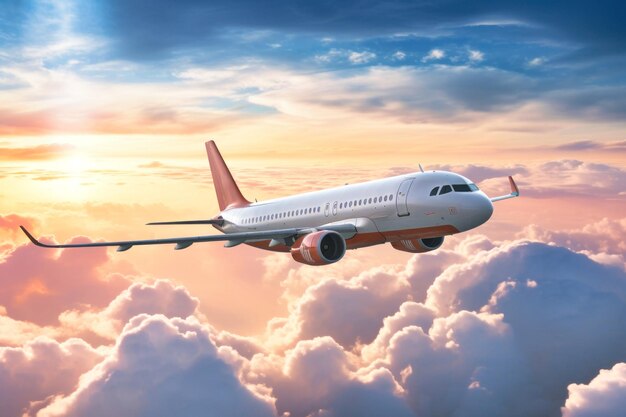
[205,141,250,210]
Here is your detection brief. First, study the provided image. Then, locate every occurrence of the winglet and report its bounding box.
[508,176,519,196]
[20,226,46,247]
[490,176,521,203]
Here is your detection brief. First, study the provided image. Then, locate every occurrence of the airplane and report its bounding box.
[21,140,519,266]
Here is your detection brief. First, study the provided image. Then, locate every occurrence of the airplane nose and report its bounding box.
[463,193,493,229]
[478,194,494,224]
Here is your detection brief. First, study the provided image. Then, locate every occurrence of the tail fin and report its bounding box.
[205,140,251,210]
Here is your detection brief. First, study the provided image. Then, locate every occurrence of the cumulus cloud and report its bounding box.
[562,362,626,417]
[267,268,410,350]
[36,315,277,417]
[247,336,413,417]
[0,337,104,417]
[58,280,201,341]
[3,222,625,417]
[522,217,626,256]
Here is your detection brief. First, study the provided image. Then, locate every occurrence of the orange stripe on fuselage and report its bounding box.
[244,224,459,253]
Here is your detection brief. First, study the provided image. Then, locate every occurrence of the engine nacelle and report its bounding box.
[391,236,444,253]
[291,230,346,266]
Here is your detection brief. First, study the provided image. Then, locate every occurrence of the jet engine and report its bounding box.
[391,236,444,253]
[291,230,346,266]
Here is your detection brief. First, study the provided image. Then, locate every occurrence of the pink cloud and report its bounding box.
[0,241,129,326]
[36,315,276,417]
[0,224,624,417]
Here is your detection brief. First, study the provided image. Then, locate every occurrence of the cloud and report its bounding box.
[521,217,626,256]
[95,0,626,60]
[562,362,626,417]
[0,337,104,417]
[0,241,129,326]
[348,51,376,64]
[392,51,406,60]
[58,280,201,341]
[0,213,38,241]
[247,336,413,417]
[2,219,626,417]
[468,49,484,62]
[552,140,624,151]
[546,86,626,121]
[433,163,528,183]
[249,65,540,122]
[268,268,410,350]
[36,315,277,417]
[0,144,73,160]
[422,48,445,62]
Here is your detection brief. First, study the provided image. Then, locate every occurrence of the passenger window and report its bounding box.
[389,194,393,201]
[430,187,439,196]
[384,195,388,202]
[440,185,452,195]
[368,198,372,204]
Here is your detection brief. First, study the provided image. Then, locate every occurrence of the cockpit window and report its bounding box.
[440,185,452,195]
[430,186,439,196]
[469,183,479,191]
[452,184,471,192]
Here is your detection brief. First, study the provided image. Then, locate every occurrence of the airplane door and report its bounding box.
[396,179,413,217]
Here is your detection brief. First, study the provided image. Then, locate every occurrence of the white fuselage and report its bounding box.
[218,171,493,251]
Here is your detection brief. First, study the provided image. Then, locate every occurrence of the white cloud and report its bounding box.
[392,51,406,60]
[422,48,445,62]
[348,51,376,64]
[529,57,545,66]
[469,49,484,62]
[562,363,626,417]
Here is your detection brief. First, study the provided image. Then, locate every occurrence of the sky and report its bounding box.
[0,1,625,416]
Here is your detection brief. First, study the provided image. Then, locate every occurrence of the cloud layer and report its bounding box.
[2,226,624,417]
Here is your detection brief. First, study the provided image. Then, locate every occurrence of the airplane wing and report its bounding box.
[20,223,357,252]
[489,176,520,202]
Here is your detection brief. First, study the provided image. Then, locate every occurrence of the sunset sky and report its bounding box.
[1,1,625,417]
